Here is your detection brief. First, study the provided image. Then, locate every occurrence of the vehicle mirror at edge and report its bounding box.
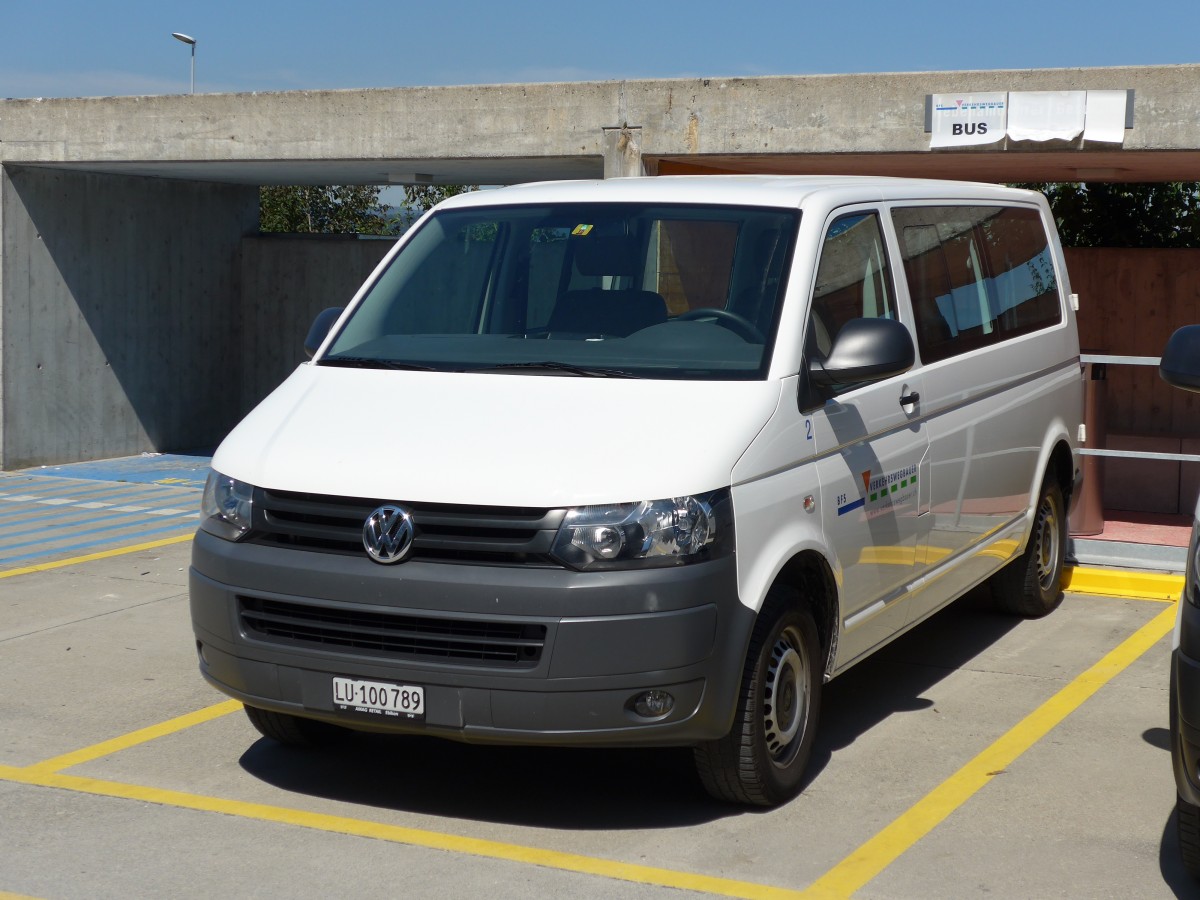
[304,307,345,358]
[1160,324,1200,393]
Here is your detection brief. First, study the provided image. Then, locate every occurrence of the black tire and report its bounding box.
[991,477,1066,618]
[1179,794,1200,881]
[694,592,822,806]
[1173,662,1200,881]
[243,704,347,748]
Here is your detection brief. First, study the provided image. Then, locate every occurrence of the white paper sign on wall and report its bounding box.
[929,93,1008,148]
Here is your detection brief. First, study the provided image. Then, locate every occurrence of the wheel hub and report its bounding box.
[764,633,807,764]
[1034,497,1060,591]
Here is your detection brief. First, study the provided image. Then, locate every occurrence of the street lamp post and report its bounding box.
[171,32,196,94]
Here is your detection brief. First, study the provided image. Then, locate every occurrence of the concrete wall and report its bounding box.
[0,166,258,468]
[239,235,392,413]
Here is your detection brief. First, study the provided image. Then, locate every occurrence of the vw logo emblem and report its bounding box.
[363,504,415,564]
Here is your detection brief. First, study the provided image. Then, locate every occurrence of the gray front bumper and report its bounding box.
[190,530,755,746]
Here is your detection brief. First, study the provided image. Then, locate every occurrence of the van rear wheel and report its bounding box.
[694,593,821,806]
[992,478,1066,618]
[244,704,347,748]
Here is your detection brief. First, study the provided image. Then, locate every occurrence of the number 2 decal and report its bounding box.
[805,418,813,441]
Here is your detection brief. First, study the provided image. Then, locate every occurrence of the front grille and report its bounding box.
[247,488,566,565]
[239,596,546,666]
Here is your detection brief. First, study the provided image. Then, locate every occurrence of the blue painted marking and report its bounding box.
[0,507,124,533]
[0,489,199,532]
[1,520,196,565]
[0,504,195,540]
[0,459,208,566]
[837,498,865,517]
[0,511,195,556]
[0,504,95,526]
[0,482,189,511]
[0,481,135,501]
[28,454,211,487]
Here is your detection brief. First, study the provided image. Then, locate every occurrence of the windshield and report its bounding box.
[322,202,799,380]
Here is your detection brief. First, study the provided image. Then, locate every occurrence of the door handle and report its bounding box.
[900,391,920,406]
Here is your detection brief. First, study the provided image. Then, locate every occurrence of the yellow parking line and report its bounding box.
[24,700,242,776]
[1063,565,1183,601]
[804,601,1177,898]
[4,694,803,898]
[0,534,194,580]
[0,765,805,900]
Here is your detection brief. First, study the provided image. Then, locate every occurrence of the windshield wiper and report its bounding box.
[476,361,636,378]
[319,356,437,371]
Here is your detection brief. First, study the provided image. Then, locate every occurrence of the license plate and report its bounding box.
[332,676,425,721]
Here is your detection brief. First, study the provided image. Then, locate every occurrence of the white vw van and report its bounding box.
[190,176,1082,806]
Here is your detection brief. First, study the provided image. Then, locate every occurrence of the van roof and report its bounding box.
[435,175,1041,211]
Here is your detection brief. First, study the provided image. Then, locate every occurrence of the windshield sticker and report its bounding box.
[837,466,919,518]
[571,224,594,236]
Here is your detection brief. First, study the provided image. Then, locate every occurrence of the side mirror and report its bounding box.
[809,317,915,388]
[304,307,345,358]
[1160,325,1200,393]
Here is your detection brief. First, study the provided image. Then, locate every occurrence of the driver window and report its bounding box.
[808,212,895,358]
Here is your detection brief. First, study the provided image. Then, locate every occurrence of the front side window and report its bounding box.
[807,211,896,360]
[323,203,798,380]
[892,205,1062,364]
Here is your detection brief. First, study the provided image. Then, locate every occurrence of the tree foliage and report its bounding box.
[259,185,396,235]
[1014,182,1200,248]
[389,184,480,231]
[404,184,476,213]
[259,184,478,235]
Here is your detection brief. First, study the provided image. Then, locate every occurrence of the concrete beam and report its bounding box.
[0,82,617,181]
[3,66,1199,185]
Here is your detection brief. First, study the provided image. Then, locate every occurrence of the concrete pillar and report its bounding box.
[603,126,643,178]
[0,165,258,468]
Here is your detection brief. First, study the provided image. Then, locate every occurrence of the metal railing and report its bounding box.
[1079,354,1200,464]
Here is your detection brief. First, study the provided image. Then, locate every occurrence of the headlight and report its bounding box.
[200,471,254,541]
[550,490,729,571]
[1187,519,1200,607]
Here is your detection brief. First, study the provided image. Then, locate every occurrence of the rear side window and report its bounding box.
[891,205,1061,364]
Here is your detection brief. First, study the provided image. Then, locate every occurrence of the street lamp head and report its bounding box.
[171,33,197,94]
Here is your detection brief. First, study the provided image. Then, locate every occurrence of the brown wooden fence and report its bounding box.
[1067,247,1200,513]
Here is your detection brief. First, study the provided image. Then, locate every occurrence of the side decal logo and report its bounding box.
[836,466,919,518]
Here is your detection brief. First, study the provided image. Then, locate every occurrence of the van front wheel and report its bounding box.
[694,595,821,806]
[992,478,1066,618]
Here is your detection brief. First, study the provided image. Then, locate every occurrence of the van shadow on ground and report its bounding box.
[239,587,1024,831]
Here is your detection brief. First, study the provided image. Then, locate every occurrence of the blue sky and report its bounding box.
[1,0,1196,99]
